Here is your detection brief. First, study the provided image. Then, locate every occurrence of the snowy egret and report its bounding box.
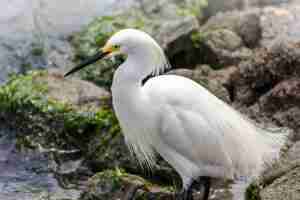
[65,29,288,200]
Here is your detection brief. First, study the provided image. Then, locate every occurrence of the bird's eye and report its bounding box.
[113,45,120,49]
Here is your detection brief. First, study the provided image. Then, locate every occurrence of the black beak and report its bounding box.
[64,50,109,77]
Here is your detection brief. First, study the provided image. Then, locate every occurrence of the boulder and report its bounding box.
[231,40,300,106]
[197,10,261,67]
[260,3,300,47]
[202,8,261,44]
[257,79,300,140]
[257,141,300,200]
[80,169,173,200]
[203,0,292,18]
[200,29,253,67]
[0,70,128,182]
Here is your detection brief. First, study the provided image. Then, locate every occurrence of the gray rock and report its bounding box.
[231,40,300,106]
[260,3,300,47]
[201,29,253,67]
[198,9,264,67]
[157,16,201,68]
[259,79,300,113]
[260,141,300,200]
[203,0,292,18]
[201,9,262,47]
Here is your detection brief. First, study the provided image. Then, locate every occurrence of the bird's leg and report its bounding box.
[198,176,211,200]
[175,181,194,200]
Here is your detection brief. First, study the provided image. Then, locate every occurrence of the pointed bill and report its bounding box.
[64,50,109,77]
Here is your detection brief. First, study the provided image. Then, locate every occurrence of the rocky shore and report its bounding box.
[1,0,300,199]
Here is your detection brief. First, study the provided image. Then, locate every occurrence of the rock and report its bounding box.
[203,9,262,47]
[259,79,300,113]
[197,10,261,67]
[231,40,300,106]
[203,0,292,18]
[0,70,120,183]
[260,3,300,47]
[257,79,300,139]
[203,0,246,18]
[201,29,253,67]
[158,16,201,68]
[239,12,262,48]
[259,141,300,200]
[80,169,236,200]
[80,169,173,200]
[203,2,300,50]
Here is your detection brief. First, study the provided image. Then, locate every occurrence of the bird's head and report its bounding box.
[64,28,170,77]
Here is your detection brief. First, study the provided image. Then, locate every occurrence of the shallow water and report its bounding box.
[0,128,82,200]
[0,0,135,84]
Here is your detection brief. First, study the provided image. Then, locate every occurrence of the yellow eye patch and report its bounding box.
[102,44,120,53]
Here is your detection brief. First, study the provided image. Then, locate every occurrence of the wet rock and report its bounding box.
[80,169,173,200]
[0,70,118,183]
[80,169,237,200]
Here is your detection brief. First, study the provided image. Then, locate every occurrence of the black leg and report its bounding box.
[175,177,211,200]
[175,181,194,200]
[199,176,211,200]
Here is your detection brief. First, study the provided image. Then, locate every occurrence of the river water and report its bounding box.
[0,0,135,84]
[0,127,83,200]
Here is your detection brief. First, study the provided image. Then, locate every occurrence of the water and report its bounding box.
[0,0,135,84]
[0,128,82,200]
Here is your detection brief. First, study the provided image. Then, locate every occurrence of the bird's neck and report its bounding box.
[111,57,153,138]
[111,57,150,109]
[111,56,151,94]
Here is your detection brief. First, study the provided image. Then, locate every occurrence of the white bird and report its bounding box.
[65,29,288,200]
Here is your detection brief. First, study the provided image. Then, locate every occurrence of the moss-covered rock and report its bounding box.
[80,169,174,200]
[0,70,138,183]
[193,28,253,68]
[0,70,114,153]
[0,69,180,188]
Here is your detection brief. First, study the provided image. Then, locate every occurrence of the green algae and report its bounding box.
[0,70,119,153]
[245,182,261,200]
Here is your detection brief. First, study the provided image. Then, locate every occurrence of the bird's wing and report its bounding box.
[143,75,235,175]
[144,74,287,179]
